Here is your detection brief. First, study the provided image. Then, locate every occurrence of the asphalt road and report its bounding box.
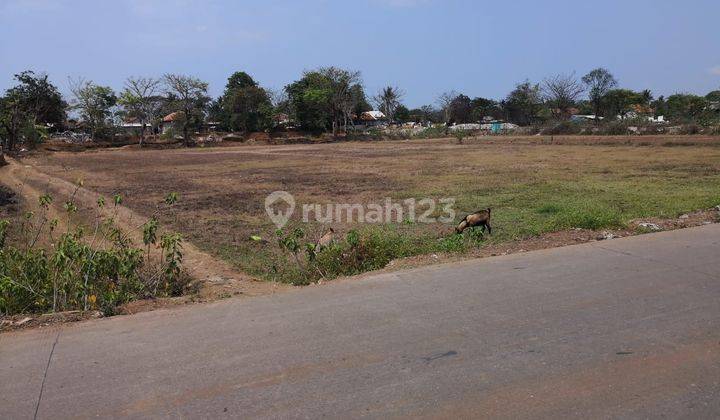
[2,225,719,419]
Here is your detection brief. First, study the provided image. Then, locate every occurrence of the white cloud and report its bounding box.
[709,66,720,76]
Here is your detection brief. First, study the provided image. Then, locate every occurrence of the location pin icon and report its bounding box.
[265,191,295,229]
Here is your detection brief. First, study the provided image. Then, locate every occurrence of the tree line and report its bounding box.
[1,67,719,151]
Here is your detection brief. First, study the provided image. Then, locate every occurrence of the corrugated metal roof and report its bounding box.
[360,111,386,121]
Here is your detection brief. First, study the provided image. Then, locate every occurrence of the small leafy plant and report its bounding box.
[0,186,188,316]
[453,130,467,144]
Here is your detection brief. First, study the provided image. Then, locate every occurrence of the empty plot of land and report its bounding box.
[22,135,720,282]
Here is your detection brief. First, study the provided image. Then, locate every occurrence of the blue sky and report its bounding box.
[1,0,719,107]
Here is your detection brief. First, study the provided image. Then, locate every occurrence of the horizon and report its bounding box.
[2,0,720,108]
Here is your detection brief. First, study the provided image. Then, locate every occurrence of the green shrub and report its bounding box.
[541,121,583,135]
[272,226,430,285]
[436,234,467,253]
[0,190,188,316]
[20,122,49,148]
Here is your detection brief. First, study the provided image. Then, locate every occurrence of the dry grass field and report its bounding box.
[20,135,720,284]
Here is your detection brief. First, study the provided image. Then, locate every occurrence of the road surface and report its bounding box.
[2,224,720,419]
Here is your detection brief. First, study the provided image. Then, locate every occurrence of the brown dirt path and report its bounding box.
[0,158,290,309]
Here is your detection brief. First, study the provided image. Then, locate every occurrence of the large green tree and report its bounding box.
[285,72,331,132]
[470,97,501,122]
[408,105,438,124]
[665,94,709,123]
[217,71,272,132]
[0,92,25,152]
[503,81,542,125]
[705,90,720,103]
[602,89,646,119]
[285,67,364,135]
[394,105,410,123]
[651,95,668,117]
[1,71,66,151]
[448,94,473,123]
[582,68,617,118]
[348,84,371,126]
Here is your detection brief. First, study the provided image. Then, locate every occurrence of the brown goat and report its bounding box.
[315,227,335,249]
[455,208,492,234]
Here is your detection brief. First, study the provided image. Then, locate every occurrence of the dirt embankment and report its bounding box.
[0,158,289,330]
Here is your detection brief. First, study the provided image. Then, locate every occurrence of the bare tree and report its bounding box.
[373,86,404,122]
[266,87,288,109]
[582,68,617,119]
[542,72,585,119]
[267,87,292,126]
[69,77,118,139]
[340,89,356,131]
[118,76,161,146]
[437,91,459,123]
[163,74,210,146]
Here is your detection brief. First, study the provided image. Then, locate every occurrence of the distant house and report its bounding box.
[159,112,182,134]
[273,113,291,127]
[117,118,148,135]
[358,111,387,128]
[157,112,220,135]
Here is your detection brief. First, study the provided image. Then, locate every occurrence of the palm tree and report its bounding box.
[373,86,404,122]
